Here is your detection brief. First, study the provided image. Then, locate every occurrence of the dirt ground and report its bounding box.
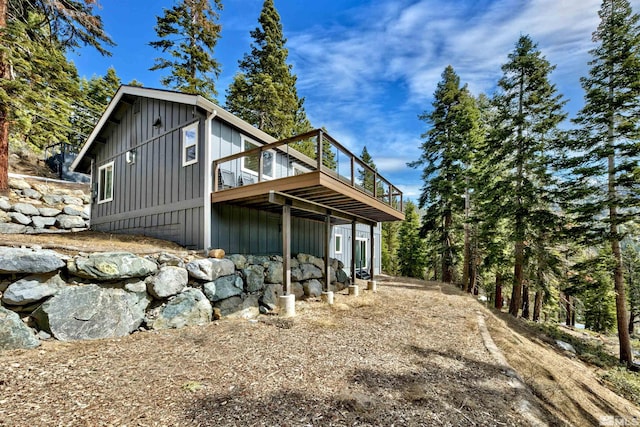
[1,265,639,426]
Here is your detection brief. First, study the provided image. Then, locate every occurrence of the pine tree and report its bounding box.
[488,35,566,317]
[0,0,113,191]
[410,65,481,284]
[562,0,640,365]
[397,201,428,279]
[225,0,309,139]
[149,0,222,101]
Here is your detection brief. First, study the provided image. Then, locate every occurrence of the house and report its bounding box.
[71,85,404,290]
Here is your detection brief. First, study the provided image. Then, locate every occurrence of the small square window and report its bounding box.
[334,234,343,254]
[98,161,114,203]
[182,123,198,166]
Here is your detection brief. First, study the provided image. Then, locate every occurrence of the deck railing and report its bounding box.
[212,129,403,213]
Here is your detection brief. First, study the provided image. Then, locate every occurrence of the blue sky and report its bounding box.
[68,0,640,201]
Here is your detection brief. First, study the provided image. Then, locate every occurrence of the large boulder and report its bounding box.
[300,263,323,280]
[38,207,62,217]
[0,306,40,350]
[225,294,260,319]
[32,284,146,341]
[12,202,40,216]
[297,253,325,270]
[213,296,243,317]
[31,216,56,229]
[67,252,158,281]
[148,288,212,330]
[243,265,265,292]
[9,212,31,225]
[185,258,234,281]
[264,261,283,284]
[2,272,67,305]
[336,269,349,283]
[208,275,243,302]
[145,266,188,299]
[303,279,323,298]
[260,283,283,310]
[0,247,65,274]
[8,178,31,191]
[0,223,27,233]
[56,214,86,229]
[226,254,247,270]
[209,258,235,280]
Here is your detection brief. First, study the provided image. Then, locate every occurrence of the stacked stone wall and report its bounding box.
[0,247,351,350]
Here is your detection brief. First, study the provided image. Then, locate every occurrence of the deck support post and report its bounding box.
[368,223,377,292]
[324,213,331,292]
[351,220,357,284]
[279,203,294,316]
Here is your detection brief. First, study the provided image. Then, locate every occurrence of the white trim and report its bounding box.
[356,237,368,269]
[334,234,343,254]
[203,110,216,252]
[97,161,114,204]
[182,122,199,166]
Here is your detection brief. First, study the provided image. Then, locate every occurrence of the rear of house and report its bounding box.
[71,86,403,279]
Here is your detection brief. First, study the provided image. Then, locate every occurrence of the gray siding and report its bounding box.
[91,97,207,249]
[211,204,325,256]
[331,223,381,275]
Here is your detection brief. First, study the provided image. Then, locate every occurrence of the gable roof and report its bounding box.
[70,85,277,173]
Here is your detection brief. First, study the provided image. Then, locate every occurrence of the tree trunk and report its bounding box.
[442,211,453,284]
[495,273,503,310]
[533,290,543,322]
[522,285,530,320]
[565,295,573,327]
[463,183,471,292]
[629,311,636,336]
[0,0,9,194]
[509,241,524,317]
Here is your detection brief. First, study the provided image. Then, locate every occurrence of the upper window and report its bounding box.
[334,234,343,254]
[242,136,273,179]
[98,161,114,203]
[182,123,198,166]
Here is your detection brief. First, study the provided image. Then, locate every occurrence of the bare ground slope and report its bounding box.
[2,270,637,426]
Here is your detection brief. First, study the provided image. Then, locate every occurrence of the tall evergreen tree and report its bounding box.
[410,65,480,284]
[149,0,222,101]
[488,35,566,317]
[561,0,639,365]
[225,0,309,139]
[397,201,428,279]
[0,0,113,191]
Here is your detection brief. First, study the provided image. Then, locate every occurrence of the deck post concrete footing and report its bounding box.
[279,294,296,317]
[367,280,377,292]
[348,285,359,297]
[321,291,334,305]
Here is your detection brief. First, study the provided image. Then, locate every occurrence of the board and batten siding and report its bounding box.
[331,223,381,275]
[90,97,207,249]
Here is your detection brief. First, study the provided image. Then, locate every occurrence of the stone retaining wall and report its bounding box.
[0,247,351,350]
[0,177,90,234]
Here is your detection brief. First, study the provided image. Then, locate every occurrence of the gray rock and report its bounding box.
[336,269,349,283]
[9,212,31,225]
[32,284,144,341]
[243,265,265,292]
[0,306,40,350]
[209,275,244,301]
[146,266,188,299]
[202,281,216,301]
[63,205,86,218]
[260,283,283,309]
[226,294,260,319]
[300,263,323,280]
[2,272,67,305]
[63,195,83,206]
[157,253,184,267]
[37,330,52,340]
[0,223,27,233]
[186,259,213,281]
[556,340,576,354]
[264,261,283,284]
[56,214,86,229]
[292,282,304,299]
[210,258,235,280]
[67,252,158,281]
[329,266,337,284]
[149,288,212,330]
[0,198,12,211]
[42,194,64,205]
[290,258,299,269]
[303,279,323,297]
[247,255,270,265]
[8,178,31,191]
[0,247,65,274]
[0,210,9,222]
[226,254,247,270]
[213,296,243,316]
[22,188,42,200]
[38,207,62,217]
[123,279,147,294]
[12,202,40,216]
[291,267,303,282]
[31,216,57,229]
[297,253,324,270]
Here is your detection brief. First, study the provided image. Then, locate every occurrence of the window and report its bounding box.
[334,234,343,254]
[182,123,198,166]
[242,136,273,179]
[355,238,368,269]
[98,161,114,203]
